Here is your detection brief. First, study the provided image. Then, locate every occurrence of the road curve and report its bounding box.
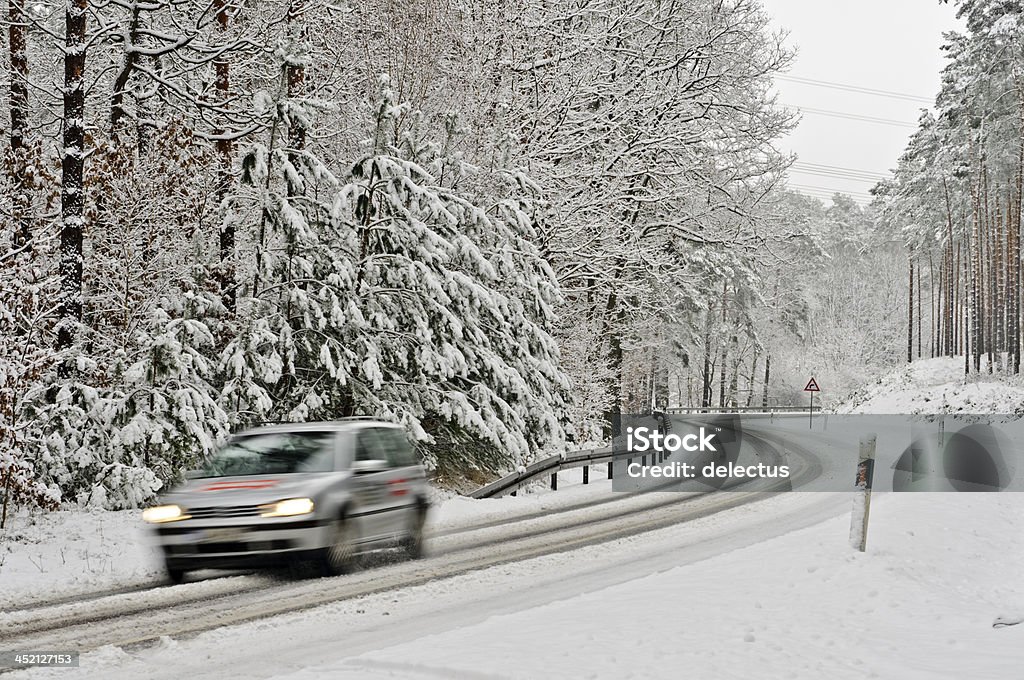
[1,432,819,657]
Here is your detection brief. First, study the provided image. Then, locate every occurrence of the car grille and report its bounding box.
[186,504,264,519]
[164,539,294,556]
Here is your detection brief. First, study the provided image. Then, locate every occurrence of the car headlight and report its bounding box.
[143,504,190,523]
[261,498,315,518]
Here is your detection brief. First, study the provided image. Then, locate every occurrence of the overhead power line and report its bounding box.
[787,183,874,199]
[776,75,933,104]
[792,161,891,178]
[782,104,918,129]
[790,166,888,184]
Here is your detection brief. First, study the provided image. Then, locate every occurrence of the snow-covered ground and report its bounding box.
[0,508,164,607]
[11,490,1022,680]
[837,357,1024,414]
[237,493,1024,680]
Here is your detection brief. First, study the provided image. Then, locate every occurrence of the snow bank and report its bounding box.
[272,493,1024,680]
[836,357,1024,414]
[0,509,163,608]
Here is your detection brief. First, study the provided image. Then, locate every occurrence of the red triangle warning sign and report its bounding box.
[804,377,821,392]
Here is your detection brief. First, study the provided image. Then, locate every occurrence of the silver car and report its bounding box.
[143,419,430,583]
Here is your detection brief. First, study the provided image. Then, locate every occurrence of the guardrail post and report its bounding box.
[849,434,876,552]
[550,472,557,491]
[583,465,589,484]
[608,461,614,479]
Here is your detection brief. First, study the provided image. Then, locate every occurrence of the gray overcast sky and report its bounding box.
[760,0,964,204]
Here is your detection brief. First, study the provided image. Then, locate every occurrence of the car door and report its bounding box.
[374,426,421,538]
[350,428,393,542]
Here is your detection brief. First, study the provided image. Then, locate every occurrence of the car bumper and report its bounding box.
[153,517,332,569]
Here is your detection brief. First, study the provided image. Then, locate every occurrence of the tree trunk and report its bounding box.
[746,352,759,407]
[286,0,306,165]
[109,3,141,133]
[916,253,922,359]
[761,353,771,410]
[214,0,236,311]
[8,0,31,252]
[701,309,713,408]
[929,252,936,358]
[908,255,914,362]
[57,0,88,363]
[603,290,624,436]
[1015,142,1023,373]
[970,147,983,373]
[717,343,727,408]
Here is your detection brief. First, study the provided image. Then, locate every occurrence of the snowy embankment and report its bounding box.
[261,494,1024,680]
[836,356,1024,414]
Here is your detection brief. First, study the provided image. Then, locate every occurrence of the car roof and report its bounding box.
[232,420,402,438]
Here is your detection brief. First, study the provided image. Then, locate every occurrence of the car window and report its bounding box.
[199,432,335,477]
[377,428,416,467]
[355,428,388,462]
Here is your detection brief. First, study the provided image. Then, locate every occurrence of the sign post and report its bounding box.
[849,434,876,552]
[804,377,820,429]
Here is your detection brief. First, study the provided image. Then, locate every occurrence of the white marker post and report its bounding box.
[849,434,876,552]
[803,377,820,429]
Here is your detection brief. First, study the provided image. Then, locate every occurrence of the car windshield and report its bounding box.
[197,431,335,477]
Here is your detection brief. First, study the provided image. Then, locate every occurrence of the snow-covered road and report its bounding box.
[10,488,856,680]
[0,431,833,676]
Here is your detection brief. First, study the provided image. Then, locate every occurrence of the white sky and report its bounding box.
[760,0,964,204]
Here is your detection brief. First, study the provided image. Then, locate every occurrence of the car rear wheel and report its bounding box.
[402,505,427,560]
[322,517,357,575]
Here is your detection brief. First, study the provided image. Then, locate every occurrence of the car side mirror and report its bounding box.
[352,459,388,474]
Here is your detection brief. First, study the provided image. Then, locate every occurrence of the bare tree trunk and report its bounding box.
[8,0,31,252]
[718,344,727,408]
[286,0,306,166]
[761,353,770,410]
[929,252,936,358]
[996,196,1005,367]
[718,281,728,408]
[109,3,141,133]
[746,352,759,407]
[56,0,88,364]
[214,0,236,311]
[970,143,983,373]
[986,172,995,372]
[728,336,739,407]
[1015,143,1023,374]
[908,254,914,362]
[701,309,713,408]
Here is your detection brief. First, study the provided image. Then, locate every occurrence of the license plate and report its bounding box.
[201,527,247,542]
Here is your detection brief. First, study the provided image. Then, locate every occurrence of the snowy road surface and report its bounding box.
[8,489,857,680]
[13,490,1020,680]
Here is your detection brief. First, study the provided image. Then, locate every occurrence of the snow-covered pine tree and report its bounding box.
[0,226,61,525]
[227,75,569,473]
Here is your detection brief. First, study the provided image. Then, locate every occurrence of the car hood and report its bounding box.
[160,473,338,507]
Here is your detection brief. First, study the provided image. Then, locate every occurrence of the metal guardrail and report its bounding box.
[666,406,820,414]
[470,406,821,499]
[470,445,670,499]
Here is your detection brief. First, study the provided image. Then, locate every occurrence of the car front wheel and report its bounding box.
[165,562,186,585]
[322,517,357,575]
